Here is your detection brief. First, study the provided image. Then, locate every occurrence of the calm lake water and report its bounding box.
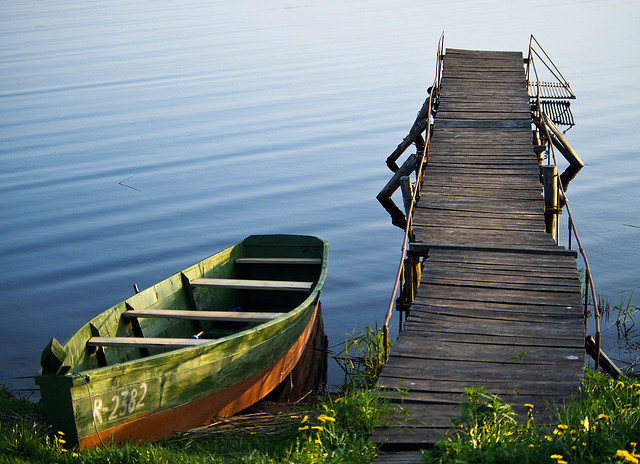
[1,0,639,394]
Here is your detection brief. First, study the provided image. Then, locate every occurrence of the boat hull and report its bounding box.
[35,235,328,448]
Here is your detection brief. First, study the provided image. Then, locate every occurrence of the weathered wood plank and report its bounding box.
[378,376,579,396]
[87,337,209,348]
[190,278,312,292]
[370,451,426,464]
[122,309,286,322]
[415,286,581,307]
[410,301,582,320]
[404,314,583,339]
[235,257,322,265]
[390,340,584,365]
[423,248,579,267]
[381,357,583,381]
[388,329,583,348]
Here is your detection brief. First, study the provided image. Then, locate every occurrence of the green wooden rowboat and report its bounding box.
[35,234,328,448]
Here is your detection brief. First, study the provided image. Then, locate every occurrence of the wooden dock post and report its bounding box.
[543,164,559,240]
[399,176,414,218]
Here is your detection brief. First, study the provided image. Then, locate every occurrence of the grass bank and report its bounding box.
[421,369,640,464]
[1,324,639,463]
[0,384,386,464]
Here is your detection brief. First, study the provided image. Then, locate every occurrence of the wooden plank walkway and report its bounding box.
[370,49,585,457]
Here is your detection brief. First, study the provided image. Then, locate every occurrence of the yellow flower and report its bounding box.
[58,439,66,444]
[57,431,65,436]
[317,414,336,423]
[524,403,534,409]
[335,397,344,403]
[311,425,323,432]
[550,454,563,460]
[598,413,609,420]
[298,425,309,431]
[557,424,568,430]
[545,435,553,442]
[614,449,639,464]
[71,452,79,457]
[300,415,308,424]
[615,381,625,390]
[558,461,568,464]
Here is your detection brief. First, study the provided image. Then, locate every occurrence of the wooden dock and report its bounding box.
[370,49,585,457]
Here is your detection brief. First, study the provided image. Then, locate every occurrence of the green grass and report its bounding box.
[3,324,639,464]
[422,369,640,464]
[337,323,392,389]
[0,385,388,463]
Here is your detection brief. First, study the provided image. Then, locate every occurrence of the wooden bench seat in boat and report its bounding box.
[235,257,322,265]
[122,309,286,322]
[87,337,209,348]
[190,278,312,292]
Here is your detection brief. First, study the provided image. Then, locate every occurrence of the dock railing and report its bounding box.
[527,35,601,370]
[382,32,444,359]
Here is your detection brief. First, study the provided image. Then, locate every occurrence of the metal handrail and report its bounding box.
[528,40,601,369]
[526,35,575,99]
[382,32,445,359]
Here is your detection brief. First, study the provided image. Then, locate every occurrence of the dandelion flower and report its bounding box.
[298,425,309,432]
[614,449,639,464]
[317,414,336,423]
[300,415,308,424]
[557,424,569,430]
[524,403,534,409]
[311,425,323,432]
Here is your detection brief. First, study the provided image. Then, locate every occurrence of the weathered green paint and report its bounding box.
[35,235,328,446]
[40,337,67,375]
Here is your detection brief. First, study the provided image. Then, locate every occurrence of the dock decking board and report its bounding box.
[371,48,584,453]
